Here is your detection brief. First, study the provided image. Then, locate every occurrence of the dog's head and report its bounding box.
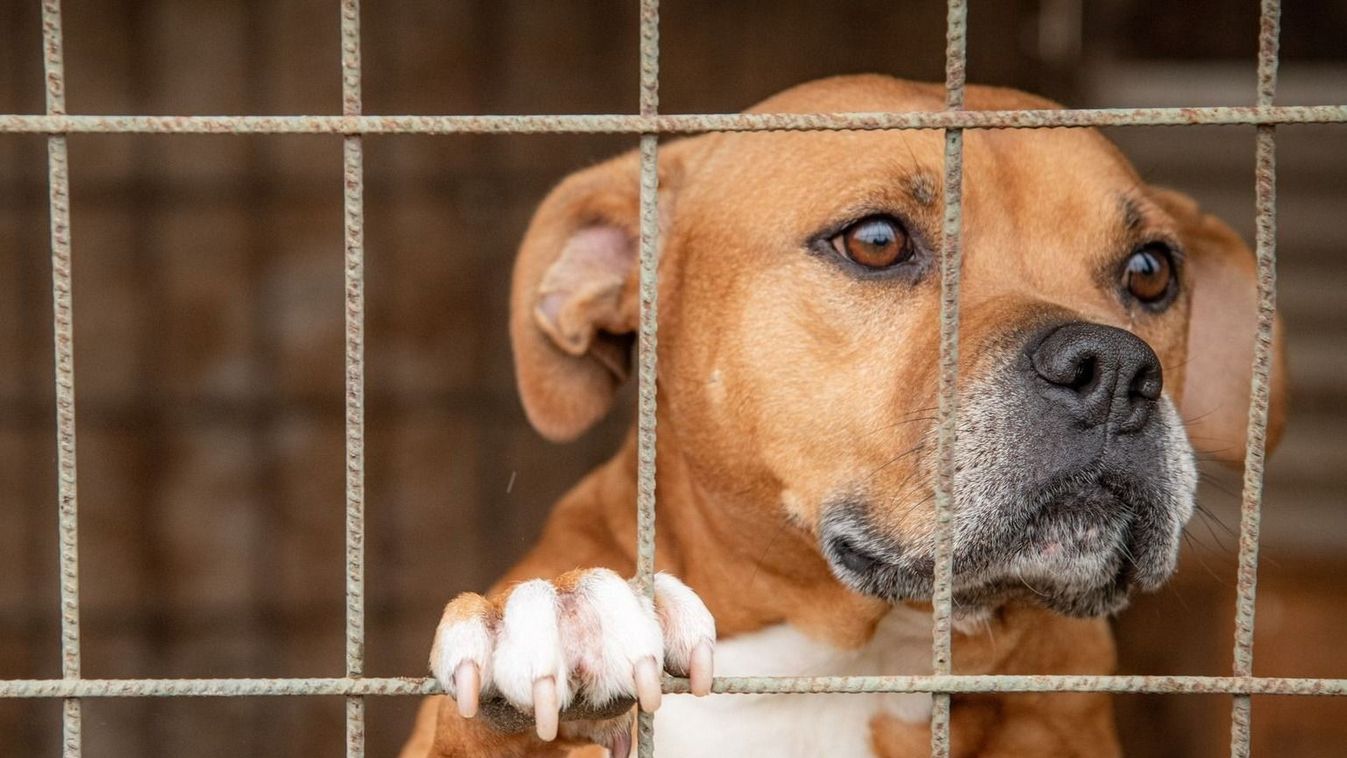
[508,75,1287,618]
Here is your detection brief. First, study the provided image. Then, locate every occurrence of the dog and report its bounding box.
[399,74,1286,757]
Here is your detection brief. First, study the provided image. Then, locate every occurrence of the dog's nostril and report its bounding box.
[832,537,880,574]
[1129,362,1163,402]
[1070,356,1097,391]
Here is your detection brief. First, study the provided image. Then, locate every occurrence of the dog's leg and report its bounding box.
[423,569,714,756]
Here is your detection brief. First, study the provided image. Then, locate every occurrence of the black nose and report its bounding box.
[1030,322,1163,433]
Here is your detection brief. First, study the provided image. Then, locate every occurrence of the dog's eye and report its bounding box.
[1122,244,1175,304]
[831,216,911,270]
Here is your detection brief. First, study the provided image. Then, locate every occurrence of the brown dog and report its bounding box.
[400,74,1286,757]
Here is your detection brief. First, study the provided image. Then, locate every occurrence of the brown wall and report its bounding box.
[2,1,1345,756]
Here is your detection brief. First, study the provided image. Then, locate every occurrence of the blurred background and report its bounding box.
[1,0,1344,755]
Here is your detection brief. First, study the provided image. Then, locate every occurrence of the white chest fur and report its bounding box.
[651,606,935,757]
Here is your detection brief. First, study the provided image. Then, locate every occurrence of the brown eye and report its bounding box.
[1123,245,1174,303]
[832,216,911,270]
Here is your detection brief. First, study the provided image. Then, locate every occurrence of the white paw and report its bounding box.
[430,569,716,742]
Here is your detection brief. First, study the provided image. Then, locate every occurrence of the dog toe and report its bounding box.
[491,579,573,736]
[429,592,494,712]
[652,572,716,693]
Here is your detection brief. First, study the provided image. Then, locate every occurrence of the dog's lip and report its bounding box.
[996,575,1133,617]
[829,534,885,575]
[819,464,1183,614]
[821,517,1164,614]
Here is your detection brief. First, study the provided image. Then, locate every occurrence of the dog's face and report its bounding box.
[510,76,1286,618]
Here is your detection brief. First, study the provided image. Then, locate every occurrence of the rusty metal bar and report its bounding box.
[635,0,660,754]
[666,674,1347,697]
[2,674,1346,699]
[2,106,1345,135]
[930,0,967,754]
[40,1,81,755]
[1231,1,1281,755]
[339,0,366,755]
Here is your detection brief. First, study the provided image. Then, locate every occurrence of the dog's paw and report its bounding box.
[429,569,715,744]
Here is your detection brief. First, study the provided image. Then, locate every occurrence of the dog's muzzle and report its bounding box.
[820,320,1197,618]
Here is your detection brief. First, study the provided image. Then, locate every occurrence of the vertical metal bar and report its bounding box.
[340,0,367,755]
[636,0,660,755]
[41,1,81,755]
[1231,1,1280,755]
[931,1,967,755]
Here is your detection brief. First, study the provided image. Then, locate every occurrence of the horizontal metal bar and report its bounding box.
[0,106,1345,136]
[2,675,1345,699]
[0,678,441,698]
[667,675,1347,696]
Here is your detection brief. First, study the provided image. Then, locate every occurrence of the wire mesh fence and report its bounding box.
[2,0,1346,756]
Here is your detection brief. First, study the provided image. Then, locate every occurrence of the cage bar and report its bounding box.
[1230,1,1282,755]
[635,0,661,753]
[40,0,81,755]
[339,0,367,755]
[3,106,1346,135]
[2,673,1345,699]
[930,0,967,754]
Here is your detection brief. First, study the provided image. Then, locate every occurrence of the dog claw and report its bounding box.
[689,641,714,696]
[634,656,662,712]
[454,661,480,718]
[533,676,559,741]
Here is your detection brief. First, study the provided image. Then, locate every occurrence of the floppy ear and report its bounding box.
[510,141,692,442]
[1151,188,1288,466]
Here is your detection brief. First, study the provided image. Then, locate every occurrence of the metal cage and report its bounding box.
[2,0,1346,756]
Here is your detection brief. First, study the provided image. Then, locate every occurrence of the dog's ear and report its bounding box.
[1152,188,1288,466]
[511,142,691,441]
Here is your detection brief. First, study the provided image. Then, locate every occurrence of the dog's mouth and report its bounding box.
[820,469,1186,618]
[955,479,1146,616]
[817,341,1199,618]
